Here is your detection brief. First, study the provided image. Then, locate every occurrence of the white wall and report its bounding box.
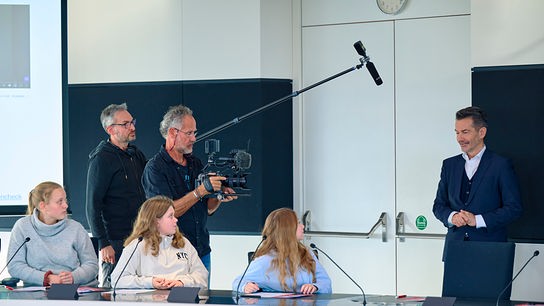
[68,0,183,83]
[180,0,261,80]
[209,235,262,291]
[68,0,293,83]
[471,0,544,67]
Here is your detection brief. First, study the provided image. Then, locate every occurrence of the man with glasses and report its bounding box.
[142,104,237,279]
[86,103,147,287]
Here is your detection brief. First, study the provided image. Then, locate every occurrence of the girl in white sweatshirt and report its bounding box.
[111,195,208,289]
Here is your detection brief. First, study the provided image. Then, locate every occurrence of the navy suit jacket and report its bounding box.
[432,149,522,243]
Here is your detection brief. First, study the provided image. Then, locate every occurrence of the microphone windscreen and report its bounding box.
[262,235,267,240]
[310,243,317,249]
[25,237,31,242]
[353,41,366,57]
[535,250,540,256]
[235,151,251,170]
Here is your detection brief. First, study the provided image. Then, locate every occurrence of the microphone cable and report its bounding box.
[112,236,143,300]
[495,250,539,306]
[235,235,267,304]
[310,243,367,305]
[0,237,31,276]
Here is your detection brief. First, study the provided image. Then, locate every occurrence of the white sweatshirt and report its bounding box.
[111,235,208,289]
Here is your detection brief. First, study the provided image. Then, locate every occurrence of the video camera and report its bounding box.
[196,139,251,199]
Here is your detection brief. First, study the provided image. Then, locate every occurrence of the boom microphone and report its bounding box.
[235,235,267,303]
[112,236,143,299]
[353,41,383,86]
[495,250,540,306]
[310,243,367,305]
[365,61,383,86]
[0,237,30,276]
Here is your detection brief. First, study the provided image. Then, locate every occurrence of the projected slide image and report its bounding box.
[0,0,62,215]
[0,4,30,88]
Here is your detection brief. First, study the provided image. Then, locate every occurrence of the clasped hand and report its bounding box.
[452,210,476,227]
[49,271,74,284]
[152,277,183,289]
[243,282,317,294]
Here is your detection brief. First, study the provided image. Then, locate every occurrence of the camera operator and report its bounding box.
[142,105,237,279]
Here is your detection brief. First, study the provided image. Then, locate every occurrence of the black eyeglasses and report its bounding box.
[111,119,136,129]
[173,128,198,137]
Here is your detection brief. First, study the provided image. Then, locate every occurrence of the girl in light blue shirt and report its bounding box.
[232,208,331,294]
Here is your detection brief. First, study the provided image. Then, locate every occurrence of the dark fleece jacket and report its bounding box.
[85,140,147,250]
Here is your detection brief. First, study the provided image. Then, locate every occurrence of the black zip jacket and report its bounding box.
[85,140,147,250]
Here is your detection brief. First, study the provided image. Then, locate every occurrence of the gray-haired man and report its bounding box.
[86,103,147,287]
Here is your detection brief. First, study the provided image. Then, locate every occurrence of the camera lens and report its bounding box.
[222,175,248,189]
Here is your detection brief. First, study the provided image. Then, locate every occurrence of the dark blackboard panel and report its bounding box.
[472,64,544,242]
[66,79,293,234]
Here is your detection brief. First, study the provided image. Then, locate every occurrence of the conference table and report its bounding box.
[0,287,539,305]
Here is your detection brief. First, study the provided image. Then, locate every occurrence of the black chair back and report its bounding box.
[442,240,515,299]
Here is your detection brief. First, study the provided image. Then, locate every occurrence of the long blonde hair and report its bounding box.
[124,196,185,256]
[254,208,316,291]
[27,181,63,215]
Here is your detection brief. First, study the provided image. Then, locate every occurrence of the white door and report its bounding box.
[394,16,470,296]
[298,13,470,297]
[300,21,396,295]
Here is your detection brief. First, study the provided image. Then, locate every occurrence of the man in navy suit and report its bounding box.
[432,106,522,246]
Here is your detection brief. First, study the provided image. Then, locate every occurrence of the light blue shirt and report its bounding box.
[232,249,332,294]
[462,145,486,180]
